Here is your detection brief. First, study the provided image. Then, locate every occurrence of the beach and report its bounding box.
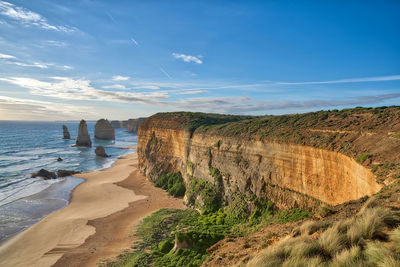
[0,152,185,267]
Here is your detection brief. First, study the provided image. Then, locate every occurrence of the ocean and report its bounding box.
[0,121,137,243]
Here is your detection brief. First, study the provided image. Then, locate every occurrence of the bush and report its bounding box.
[158,239,174,253]
[155,172,186,197]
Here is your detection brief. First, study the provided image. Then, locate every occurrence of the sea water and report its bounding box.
[0,121,137,243]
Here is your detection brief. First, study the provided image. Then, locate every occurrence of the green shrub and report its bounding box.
[158,239,174,253]
[225,194,249,225]
[154,172,186,197]
[356,154,372,163]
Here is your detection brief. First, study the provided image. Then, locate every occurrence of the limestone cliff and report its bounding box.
[76,120,92,147]
[127,118,146,133]
[138,107,400,210]
[95,119,115,140]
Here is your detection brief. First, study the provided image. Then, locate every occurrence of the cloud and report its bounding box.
[44,40,68,47]
[0,95,93,120]
[10,61,50,69]
[134,85,161,90]
[112,75,130,81]
[0,1,76,33]
[102,84,128,90]
[0,76,168,105]
[177,90,207,95]
[276,75,400,85]
[63,65,73,70]
[0,52,15,59]
[172,53,203,64]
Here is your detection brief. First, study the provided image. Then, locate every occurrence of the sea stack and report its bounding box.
[76,120,92,147]
[95,119,115,140]
[62,125,70,139]
[95,146,109,157]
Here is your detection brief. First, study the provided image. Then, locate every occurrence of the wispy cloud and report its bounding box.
[172,53,203,64]
[0,1,76,33]
[0,95,93,120]
[102,84,128,90]
[0,52,15,59]
[276,75,400,85]
[177,90,207,95]
[112,75,130,81]
[0,76,167,105]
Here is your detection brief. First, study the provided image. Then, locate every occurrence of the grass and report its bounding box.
[244,207,400,267]
[356,154,372,163]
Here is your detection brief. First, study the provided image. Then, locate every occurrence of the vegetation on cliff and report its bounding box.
[154,172,186,197]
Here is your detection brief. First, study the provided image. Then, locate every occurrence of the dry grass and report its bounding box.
[243,207,400,267]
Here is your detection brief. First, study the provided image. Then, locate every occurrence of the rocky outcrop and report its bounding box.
[57,170,80,177]
[121,120,128,128]
[127,118,146,133]
[31,169,56,180]
[137,109,399,210]
[95,119,115,140]
[110,120,121,128]
[76,120,92,147]
[62,125,70,139]
[95,146,109,157]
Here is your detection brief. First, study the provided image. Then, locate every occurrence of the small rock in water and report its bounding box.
[57,157,63,162]
[57,169,80,177]
[95,146,109,157]
[31,169,56,180]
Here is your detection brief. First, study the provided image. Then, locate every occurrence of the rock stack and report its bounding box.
[76,120,92,147]
[95,119,115,140]
[110,120,121,128]
[62,125,70,139]
[127,118,146,133]
[95,146,109,157]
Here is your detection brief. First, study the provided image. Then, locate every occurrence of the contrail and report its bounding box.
[160,67,172,80]
[130,37,139,46]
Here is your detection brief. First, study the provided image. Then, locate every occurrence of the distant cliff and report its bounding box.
[138,107,400,210]
[127,118,146,133]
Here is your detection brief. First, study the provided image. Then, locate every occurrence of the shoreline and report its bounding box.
[0,152,185,267]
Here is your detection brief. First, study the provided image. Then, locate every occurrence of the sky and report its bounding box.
[0,0,399,121]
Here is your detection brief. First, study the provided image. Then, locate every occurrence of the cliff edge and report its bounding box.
[138,107,400,210]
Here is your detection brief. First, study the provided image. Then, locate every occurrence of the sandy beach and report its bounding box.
[0,152,185,267]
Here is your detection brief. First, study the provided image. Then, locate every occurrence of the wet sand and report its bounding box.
[0,153,185,267]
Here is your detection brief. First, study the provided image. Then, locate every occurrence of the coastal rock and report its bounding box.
[57,157,63,162]
[31,169,56,180]
[95,146,109,157]
[76,120,92,147]
[110,120,121,128]
[95,119,115,140]
[57,170,80,177]
[62,125,71,139]
[127,118,146,133]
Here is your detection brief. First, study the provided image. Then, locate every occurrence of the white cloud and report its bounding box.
[276,75,400,85]
[0,95,93,120]
[112,75,130,81]
[172,53,203,64]
[160,67,172,79]
[0,1,76,33]
[135,85,161,90]
[63,65,73,70]
[10,61,50,69]
[177,90,207,95]
[102,84,128,90]
[0,76,168,105]
[0,52,15,59]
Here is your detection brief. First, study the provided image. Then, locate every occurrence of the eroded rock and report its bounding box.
[95,119,115,140]
[95,146,109,157]
[76,120,92,147]
[62,125,71,139]
[31,169,56,180]
[57,170,80,177]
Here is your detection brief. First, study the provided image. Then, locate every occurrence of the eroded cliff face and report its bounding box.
[138,113,385,210]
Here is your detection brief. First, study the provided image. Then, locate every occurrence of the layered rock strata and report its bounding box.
[76,120,92,147]
[94,119,115,140]
[127,118,146,133]
[137,112,390,210]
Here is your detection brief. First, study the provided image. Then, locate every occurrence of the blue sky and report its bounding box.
[0,0,399,120]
